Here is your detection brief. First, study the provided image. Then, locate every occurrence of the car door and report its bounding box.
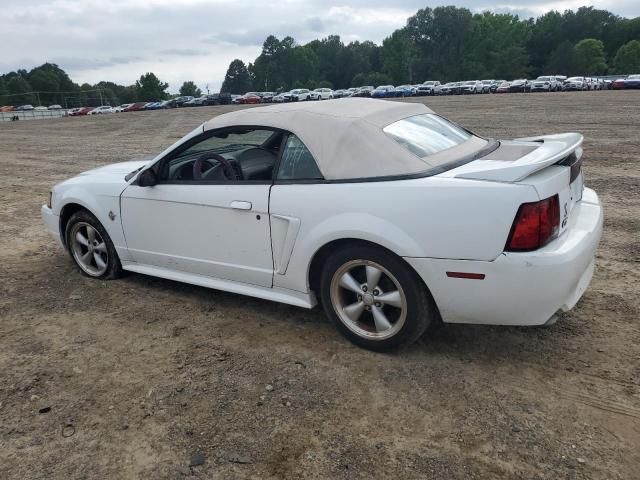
[120,127,279,287]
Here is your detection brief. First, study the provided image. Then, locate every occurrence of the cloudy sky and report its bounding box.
[2,0,639,92]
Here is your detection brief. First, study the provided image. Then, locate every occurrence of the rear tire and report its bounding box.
[320,245,437,351]
[65,210,122,280]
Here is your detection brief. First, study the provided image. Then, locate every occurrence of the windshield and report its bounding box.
[383,114,488,162]
[567,77,583,81]
[628,74,640,79]
[536,76,551,81]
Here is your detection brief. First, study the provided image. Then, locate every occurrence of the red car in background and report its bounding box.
[237,92,262,104]
[69,107,94,116]
[495,81,511,93]
[123,102,148,112]
[611,78,626,90]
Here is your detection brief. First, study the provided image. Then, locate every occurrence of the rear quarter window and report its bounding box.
[383,114,473,158]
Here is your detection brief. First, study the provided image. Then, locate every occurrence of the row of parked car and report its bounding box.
[228,74,639,104]
[229,89,336,104]
[0,104,64,112]
[1,92,235,116]
[66,93,236,115]
[3,74,637,115]
[411,74,639,95]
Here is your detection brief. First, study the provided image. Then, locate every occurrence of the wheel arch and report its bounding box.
[307,238,426,298]
[59,202,94,249]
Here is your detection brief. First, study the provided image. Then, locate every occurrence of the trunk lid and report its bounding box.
[442,132,585,239]
[451,132,582,182]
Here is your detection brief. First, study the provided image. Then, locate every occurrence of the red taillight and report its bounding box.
[505,195,560,251]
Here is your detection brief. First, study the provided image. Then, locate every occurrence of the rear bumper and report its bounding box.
[406,188,603,326]
[41,205,63,247]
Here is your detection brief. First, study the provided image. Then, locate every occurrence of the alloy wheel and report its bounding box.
[69,222,109,276]
[329,259,407,340]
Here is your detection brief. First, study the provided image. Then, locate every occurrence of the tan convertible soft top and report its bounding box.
[203,98,462,180]
[204,98,442,180]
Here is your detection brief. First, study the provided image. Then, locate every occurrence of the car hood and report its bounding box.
[52,156,156,206]
[78,158,153,177]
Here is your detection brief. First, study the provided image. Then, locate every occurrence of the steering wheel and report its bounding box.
[192,153,240,181]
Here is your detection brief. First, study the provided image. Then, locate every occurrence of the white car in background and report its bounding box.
[288,89,312,101]
[416,81,441,96]
[272,92,289,103]
[530,76,559,92]
[312,88,334,100]
[564,77,587,91]
[89,106,115,115]
[114,104,133,112]
[42,99,602,351]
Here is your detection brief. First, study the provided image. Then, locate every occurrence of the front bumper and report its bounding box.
[406,188,603,326]
[41,205,63,247]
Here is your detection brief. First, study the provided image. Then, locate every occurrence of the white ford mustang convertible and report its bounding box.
[42,99,603,350]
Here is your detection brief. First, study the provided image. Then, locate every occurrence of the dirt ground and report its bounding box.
[0,92,638,480]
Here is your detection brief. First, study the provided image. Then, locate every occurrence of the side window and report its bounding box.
[161,128,278,182]
[276,135,323,181]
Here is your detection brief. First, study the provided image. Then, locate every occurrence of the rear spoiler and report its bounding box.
[454,132,583,182]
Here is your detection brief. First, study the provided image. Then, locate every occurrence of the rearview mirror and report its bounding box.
[137,169,157,187]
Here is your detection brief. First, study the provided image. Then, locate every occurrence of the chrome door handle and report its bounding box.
[230,200,252,211]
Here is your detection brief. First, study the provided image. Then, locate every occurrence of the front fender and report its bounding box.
[55,184,131,261]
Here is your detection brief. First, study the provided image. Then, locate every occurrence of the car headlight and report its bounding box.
[47,191,52,209]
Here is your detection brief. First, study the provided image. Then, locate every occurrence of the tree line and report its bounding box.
[0,65,205,107]
[221,6,640,93]
[2,5,639,106]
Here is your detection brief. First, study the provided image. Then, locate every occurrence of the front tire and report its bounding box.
[320,245,436,351]
[65,210,122,280]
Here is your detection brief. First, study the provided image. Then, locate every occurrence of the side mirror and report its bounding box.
[137,169,157,187]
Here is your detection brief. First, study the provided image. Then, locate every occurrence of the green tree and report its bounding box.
[119,85,138,104]
[28,69,59,106]
[135,72,169,101]
[251,36,293,90]
[574,38,607,74]
[613,40,640,73]
[307,35,349,88]
[404,6,475,82]
[316,80,333,89]
[352,72,392,87]
[220,59,253,93]
[6,75,34,105]
[527,11,565,75]
[179,81,202,97]
[381,28,418,84]
[545,41,578,75]
[0,77,8,103]
[468,12,530,80]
